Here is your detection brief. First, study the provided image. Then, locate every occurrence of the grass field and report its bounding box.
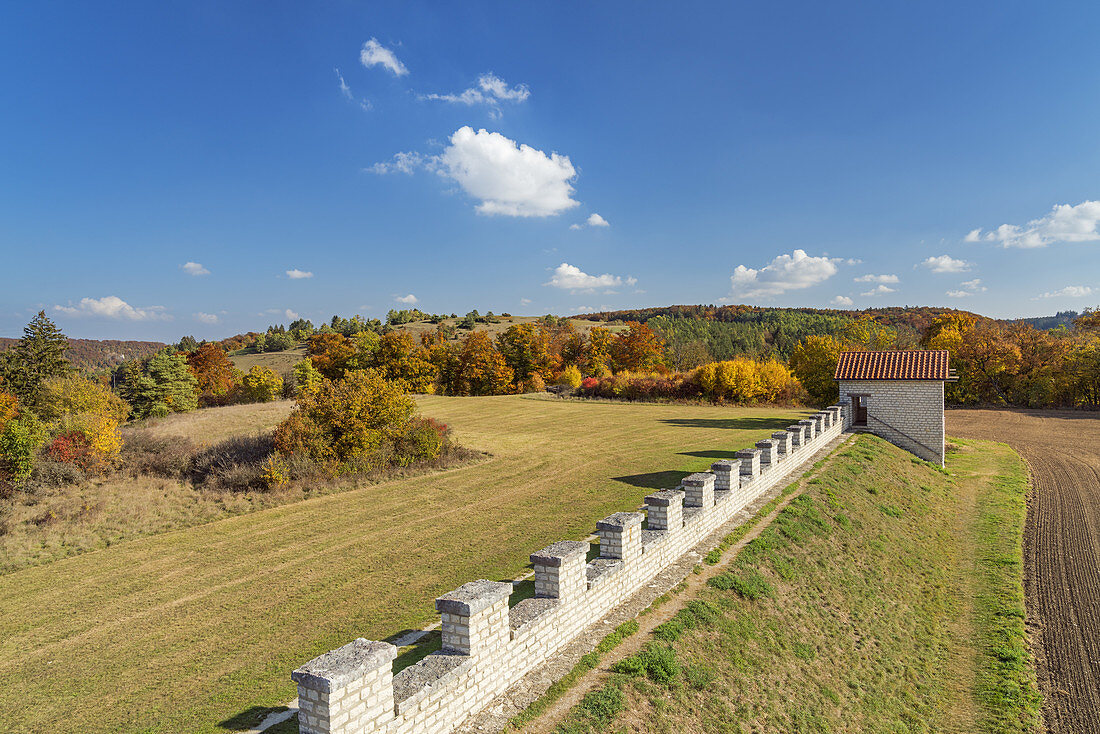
[544,434,1040,733]
[0,395,807,733]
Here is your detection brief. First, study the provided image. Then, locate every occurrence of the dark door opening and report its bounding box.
[851,395,868,426]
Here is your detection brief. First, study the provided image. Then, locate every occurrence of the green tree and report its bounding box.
[0,311,71,407]
[121,352,199,418]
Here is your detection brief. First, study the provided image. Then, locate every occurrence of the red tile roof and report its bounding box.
[834,350,951,381]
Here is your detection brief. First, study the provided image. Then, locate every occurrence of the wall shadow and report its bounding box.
[612,469,687,490]
[678,449,741,460]
[218,705,290,731]
[659,416,796,431]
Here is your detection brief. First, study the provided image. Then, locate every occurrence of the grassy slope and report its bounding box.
[0,395,806,733]
[554,434,1040,733]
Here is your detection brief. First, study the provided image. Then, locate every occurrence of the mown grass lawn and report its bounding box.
[0,394,807,733]
[550,434,1040,733]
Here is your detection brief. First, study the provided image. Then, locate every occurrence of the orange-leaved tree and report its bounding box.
[612,321,665,373]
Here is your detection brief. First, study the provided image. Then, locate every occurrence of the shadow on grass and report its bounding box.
[659,416,796,431]
[218,705,291,731]
[679,449,742,460]
[393,630,443,674]
[612,470,686,490]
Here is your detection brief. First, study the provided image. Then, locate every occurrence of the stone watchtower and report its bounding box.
[834,349,953,466]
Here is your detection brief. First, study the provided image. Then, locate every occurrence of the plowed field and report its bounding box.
[948,409,1100,733]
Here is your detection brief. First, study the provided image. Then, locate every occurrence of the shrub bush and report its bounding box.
[557,365,582,389]
[31,458,86,487]
[240,366,284,403]
[0,414,47,482]
[189,434,275,491]
[119,430,197,478]
[273,370,415,464]
[392,417,448,465]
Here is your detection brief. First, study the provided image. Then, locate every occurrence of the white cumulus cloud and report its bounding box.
[285,309,300,320]
[181,261,210,276]
[967,200,1100,248]
[728,249,840,300]
[854,273,898,284]
[360,38,407,76]
[587,213,609,227]
[194,312,219,324]
[1036,285,1094,299]
[545,263,636,292]
[831,295,854,306]
[286,269,313,279]
[55,296,171,321]
[437,127,579,217]
[920,255,971,273]
[395,294,419,304]
[859,284,896,297]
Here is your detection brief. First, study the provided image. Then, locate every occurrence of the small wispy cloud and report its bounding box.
[854,273,898,284]
[859,284,896,297]
[831,295,854,306]
[395,294,418,304]
[335,67,371,111]
[286,269,313,280]
[194,312,219,324]
[421,73,530,117]
[181,261,210,276]
[360,38,407,76]
[366,151,425,175]
[1036,285,1094,299]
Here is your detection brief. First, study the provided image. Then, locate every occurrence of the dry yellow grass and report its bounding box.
[130,399,295,444]
[0,394,806,733]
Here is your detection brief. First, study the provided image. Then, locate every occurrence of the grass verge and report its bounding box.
[547,434,1040,733]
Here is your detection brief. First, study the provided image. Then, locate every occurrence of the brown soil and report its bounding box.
[948,408,1100,734]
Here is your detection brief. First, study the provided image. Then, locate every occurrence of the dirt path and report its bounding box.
[948,409,1100,734]
[486,434,854,734]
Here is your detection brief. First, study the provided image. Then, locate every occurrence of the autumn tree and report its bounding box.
[241,366,284,403]
[789,334,842,405]
[458,332,513,396]
[585,327,615,377]
[612,321,665,373]
[307,333,357,379]
[186,343,238,400]
[496,324,555,385]
[371,332,438,393]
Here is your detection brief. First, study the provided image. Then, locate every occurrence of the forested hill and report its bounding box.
[0,337,165,372]
[573,305,985,361]
[1008,310,1080,331]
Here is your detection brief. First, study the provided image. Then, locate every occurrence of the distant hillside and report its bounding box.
[0,337,165,373]
[1009,311,1079,331]
[572,304,986,361]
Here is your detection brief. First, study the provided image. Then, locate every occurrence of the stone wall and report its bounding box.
[837,379,944,465]
[291,406,850,734]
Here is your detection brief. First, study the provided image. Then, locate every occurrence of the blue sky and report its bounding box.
[2,1,1098,341]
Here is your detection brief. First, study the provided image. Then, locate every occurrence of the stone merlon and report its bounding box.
[435,580,512,615]
[530,540,589,567]
[291,638,397,693]
[645,489,683,506]
[596,511,645,531]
